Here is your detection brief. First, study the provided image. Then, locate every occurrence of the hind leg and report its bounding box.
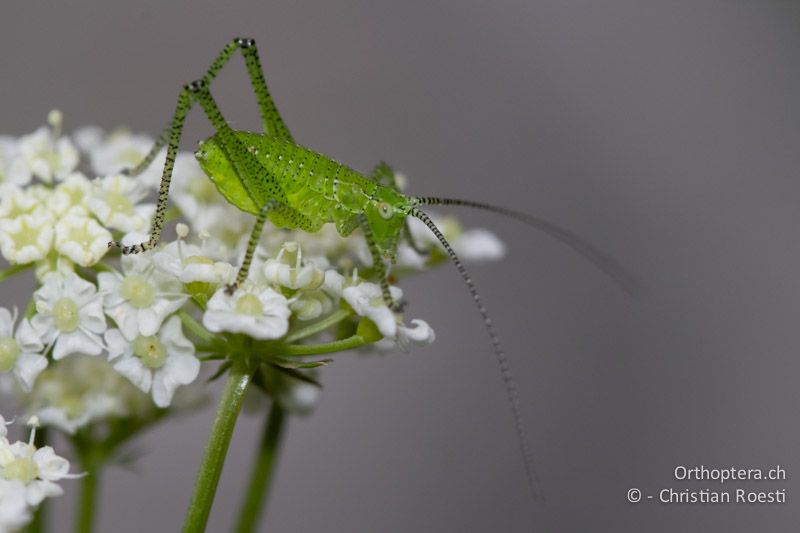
[124,37,294,179]
[110,38,294,254]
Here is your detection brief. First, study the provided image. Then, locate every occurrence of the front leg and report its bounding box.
[359,214,404,312]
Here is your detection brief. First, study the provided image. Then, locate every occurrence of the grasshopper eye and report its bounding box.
[377,202,393,220]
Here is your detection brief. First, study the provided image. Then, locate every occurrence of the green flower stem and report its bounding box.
[183,362,253,533]
[283,334,369,356]
[233,401,286,533]
[74,458,99,533]
[179,310,215,344]
[89,262,115,274]
[24,297,37,320]
[27,502,45,533]
[0,263,30,283]
[27,427,49,533]
[284,308,352,343]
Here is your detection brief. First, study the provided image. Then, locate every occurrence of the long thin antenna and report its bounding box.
[414,196,639,294]
[411,207,544,502]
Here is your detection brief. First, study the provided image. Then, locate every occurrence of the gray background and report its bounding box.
[2,1,800,531]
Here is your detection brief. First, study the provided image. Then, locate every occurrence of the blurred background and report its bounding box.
[2,1,800,531]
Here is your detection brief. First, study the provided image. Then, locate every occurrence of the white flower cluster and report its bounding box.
[0,113,158,273]
[0,415,79,532]
[0,112,508,432]
[22,355,157,435]
[200,239,435,348]
[0,265,199,412]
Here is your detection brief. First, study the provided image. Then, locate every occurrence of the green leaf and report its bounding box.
[273,358,332,370]
[270,365,323,387]
[206,361,232,383]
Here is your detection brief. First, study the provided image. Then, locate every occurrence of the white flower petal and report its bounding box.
[162,353,200,388]
[52,330,102,360]
[136,308,162,337]
[203,286,290,340]
[396,319,436,352]
[54,215,111,267]
[0,479,31,531]
[15,319,44,352]
[0,308,14,337]
[14,352,48,392]
[453,228,506,262]
[113,357,151,393]
[0,210,54,264]
[33,447,70,480]
[103,329,129,361]
[151,371,176,408]
[25,480,63,506]
[342,282,401,339]
[87,174,154,232]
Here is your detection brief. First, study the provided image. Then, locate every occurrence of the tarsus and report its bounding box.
[410,207,544,502]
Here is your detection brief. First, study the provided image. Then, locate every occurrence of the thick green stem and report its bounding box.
[0,263,30,282]
[284,308,352,343]
[183,363,253,533]
[283,334,368,356]
[27,427,49,533]
[179,310,215,344]
[233,402,286,533]
[74,464,99,533]
[27,502,45,533]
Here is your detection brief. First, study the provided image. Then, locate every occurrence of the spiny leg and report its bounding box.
[123,36,293,181]
[226,200,319,293]
[109,86,193,253]
[187,79,321,239]
[190,79,283,202]
[359,214,404,312]
[113,46,291,255]
[208,37,293,141]
[109,75,264,253]
[122,124,170,177]
[226,200,276,294]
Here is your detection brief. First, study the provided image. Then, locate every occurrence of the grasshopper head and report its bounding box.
[364,187,410,261]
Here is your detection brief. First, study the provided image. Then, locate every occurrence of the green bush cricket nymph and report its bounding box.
[109,37,636,502]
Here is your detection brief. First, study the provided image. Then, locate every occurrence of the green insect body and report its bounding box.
[195,131,409,259]
[112,37,636,503]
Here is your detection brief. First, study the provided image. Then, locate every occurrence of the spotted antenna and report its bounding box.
[414,196,638,294]
[410,207,544,502]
